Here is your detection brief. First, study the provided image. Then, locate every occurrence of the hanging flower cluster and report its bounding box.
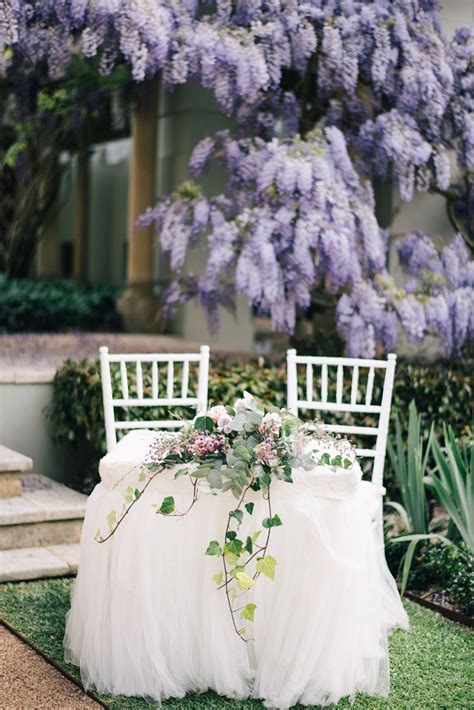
[336,234,474,358]
[3,2,472,186]
[139,128,386,333]
[2,1,473,356]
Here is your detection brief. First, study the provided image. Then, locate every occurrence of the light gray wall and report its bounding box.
[0,382,80,483]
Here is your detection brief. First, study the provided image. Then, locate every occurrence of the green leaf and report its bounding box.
[262,514,282,528]
[245,502,255,515]
[230,565,245,579]
[252,530,262,543]
[134,488,141,500]
[256,555,277,580]
[225,550,240,566]
[107,510,117,533]
[174,467,189,479]
[226,531,237,541]
[245,536,253,554]
[212,571,223,585]
[330,454,342,468]
[241,603,257,622]
[138,471,146,482]
[229,509,244,526]
[343,458,352,469]
[205,540,223,556]
[194,416,215,432]
[321,452,330,465]
[225,539,244,557]
[236,571,256,590]
[123,486,134,504]
[234,445,251,461]
[231,413,247,431]
[158,496,175,515]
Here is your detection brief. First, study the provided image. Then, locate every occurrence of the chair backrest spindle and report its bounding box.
[286,350,397,493]
[100,345,210,452]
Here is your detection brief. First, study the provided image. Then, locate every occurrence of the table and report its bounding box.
[65,430,408,708]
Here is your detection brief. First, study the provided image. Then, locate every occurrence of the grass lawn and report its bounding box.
[0,578,473,709]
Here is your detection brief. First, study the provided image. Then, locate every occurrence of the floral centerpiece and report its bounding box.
[97,393,356,641]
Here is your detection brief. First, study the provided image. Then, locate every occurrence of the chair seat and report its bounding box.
[99,430,164,488]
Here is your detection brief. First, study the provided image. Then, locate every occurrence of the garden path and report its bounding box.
[0,623,101,709]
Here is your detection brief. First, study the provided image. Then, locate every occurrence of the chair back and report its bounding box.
[286,350,396,493]
[100,345,210,451]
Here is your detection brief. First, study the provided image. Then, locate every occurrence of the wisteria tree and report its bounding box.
[1,0,473,356]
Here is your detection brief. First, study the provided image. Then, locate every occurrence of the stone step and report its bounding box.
[0,543,80,582]
[0,473,87,550]
[0,445,33,498]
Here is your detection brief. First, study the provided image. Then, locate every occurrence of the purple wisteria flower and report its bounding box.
[2,0,473,357]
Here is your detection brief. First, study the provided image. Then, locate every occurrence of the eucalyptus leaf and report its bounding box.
[174,467,189,479]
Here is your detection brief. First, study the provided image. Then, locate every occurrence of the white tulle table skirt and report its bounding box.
[65,431,408,709]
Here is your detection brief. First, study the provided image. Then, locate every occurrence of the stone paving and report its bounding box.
[0,624,101,709]
[0,474,86,583]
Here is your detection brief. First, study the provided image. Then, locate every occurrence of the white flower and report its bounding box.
[234,391,257,412]
[208,405,228,423]
[216,413,233,433]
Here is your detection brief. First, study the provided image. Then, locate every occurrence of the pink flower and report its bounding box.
[216,413,233,433]
[254,440,280,467]
[185,432,228,458]
[259,412,281,437]
[208,405,228,423]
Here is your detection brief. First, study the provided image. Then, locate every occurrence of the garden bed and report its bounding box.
[405,591,474,628]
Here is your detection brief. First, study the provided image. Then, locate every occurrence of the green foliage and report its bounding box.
[428,426,474,553]
[47,356,472,494]
[158,496,175,515]
[388,540,474,616]
[387,401,432,534]
[0,279,123,333]
[205,541,222,557]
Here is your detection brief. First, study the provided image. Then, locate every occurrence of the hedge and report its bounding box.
[48,356,472,493]
[0,279,123,333]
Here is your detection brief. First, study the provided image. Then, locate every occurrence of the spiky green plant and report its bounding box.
[387,400,433,535]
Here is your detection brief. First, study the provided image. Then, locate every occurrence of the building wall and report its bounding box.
[156,83,254,350]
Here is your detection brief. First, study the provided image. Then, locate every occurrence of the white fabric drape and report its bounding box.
[65,430,408,708]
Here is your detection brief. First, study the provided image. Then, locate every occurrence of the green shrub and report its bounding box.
[447,549,474,616]
[390,541,474,616]
[0,279,123,332]
[47,356,472,494]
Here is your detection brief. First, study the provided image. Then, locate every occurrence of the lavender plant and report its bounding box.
[1,1,473,355]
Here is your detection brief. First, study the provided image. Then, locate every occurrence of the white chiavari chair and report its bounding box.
[286,349,397,541]
[100,345,210,452]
